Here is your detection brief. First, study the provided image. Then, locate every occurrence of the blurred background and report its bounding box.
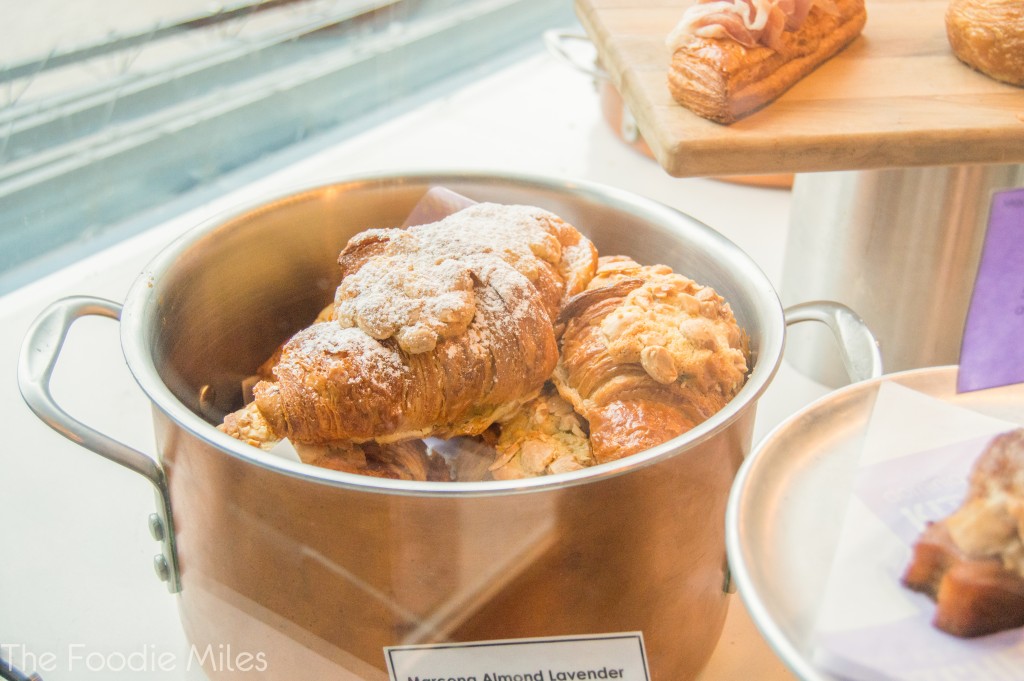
[0,0,574,293]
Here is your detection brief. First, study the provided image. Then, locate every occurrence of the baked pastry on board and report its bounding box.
[666,0,868,123]
[946,0,1024,86]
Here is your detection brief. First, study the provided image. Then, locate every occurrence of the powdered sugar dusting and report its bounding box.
[335,256,476,354]
[333,203,568,355]
[284,323,408,387]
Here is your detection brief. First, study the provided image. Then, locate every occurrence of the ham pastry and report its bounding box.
[666,0,868,123]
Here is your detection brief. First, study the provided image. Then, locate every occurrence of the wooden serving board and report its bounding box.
[575,0,1024,177]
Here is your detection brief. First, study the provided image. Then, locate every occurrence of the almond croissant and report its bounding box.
[223,203,598,446]
[553,256,749,464]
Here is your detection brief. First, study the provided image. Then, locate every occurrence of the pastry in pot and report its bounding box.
[222,203,598,446]
[665,0,868,123]
[946,0,1024,86]
[489,383,594,480]
[552,256,749,464]
[902,428,1024,637]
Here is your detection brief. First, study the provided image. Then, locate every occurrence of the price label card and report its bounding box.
[384,633,650,681]
[958,187,1024,393]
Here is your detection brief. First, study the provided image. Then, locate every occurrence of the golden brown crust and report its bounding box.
[227,203,597,445]
[216,402,452,481]
[946,0,1024,86]
[335,203,597,352]
[667,0,868,123]
[553,256,749,464]
[903,523,1024,637]
[902,429,1024,637]
[254,311,552,443]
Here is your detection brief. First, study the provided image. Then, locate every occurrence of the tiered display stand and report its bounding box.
[576,0,1024,383]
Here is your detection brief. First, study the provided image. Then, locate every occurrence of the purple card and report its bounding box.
[958,187,1024,393]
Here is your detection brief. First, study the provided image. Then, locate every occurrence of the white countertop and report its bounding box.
[1,48,830,680]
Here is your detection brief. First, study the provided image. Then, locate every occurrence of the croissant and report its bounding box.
[902,428,1024,637]
[226,203,598,445]
[552,256,749,464]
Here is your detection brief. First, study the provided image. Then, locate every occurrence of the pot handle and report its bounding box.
[18,295,181,593]
[784,301,883,383]
[542,29,608,82]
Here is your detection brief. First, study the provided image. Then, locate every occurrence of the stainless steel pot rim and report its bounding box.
[723,365,970,681]
[119,169,786,497]
[723,370,886,681]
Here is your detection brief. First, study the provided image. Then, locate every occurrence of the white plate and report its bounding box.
[725,365,1024,680]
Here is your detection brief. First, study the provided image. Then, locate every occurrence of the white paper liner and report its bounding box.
[812,382,1024,680]
[267,437,302,463]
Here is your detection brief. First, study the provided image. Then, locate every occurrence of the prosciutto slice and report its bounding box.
[666,0,823,51]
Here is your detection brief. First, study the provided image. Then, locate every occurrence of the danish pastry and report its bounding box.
[902,428,1024,637]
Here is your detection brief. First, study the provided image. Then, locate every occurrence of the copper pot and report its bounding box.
[19,172,877,680]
